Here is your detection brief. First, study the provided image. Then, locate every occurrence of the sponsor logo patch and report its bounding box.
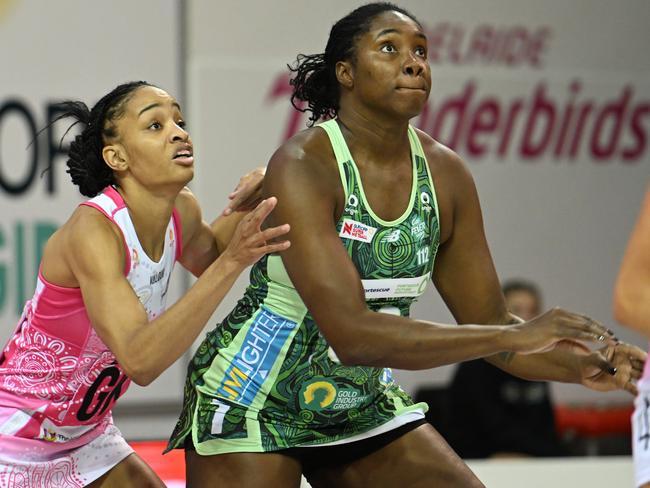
[344,194,360,216]
[420,191,432,212]
[216,308,296,406]
[362,275,430,299]
[339,219,377,243]
[300,379,338,410]
[299,377,369,411]
[382,229,401,243]
[410,215,427,242]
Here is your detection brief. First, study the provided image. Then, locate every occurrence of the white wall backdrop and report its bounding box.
[0,0,648,441]
[187,0,650,405]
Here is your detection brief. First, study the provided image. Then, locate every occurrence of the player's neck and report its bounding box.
[336,107,411,167]
[115,185,176,262]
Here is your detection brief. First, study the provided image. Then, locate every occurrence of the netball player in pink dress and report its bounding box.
[614,185,650,488]
[0,81,290,487]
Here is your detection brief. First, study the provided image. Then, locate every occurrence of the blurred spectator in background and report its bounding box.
[444,279,566,458]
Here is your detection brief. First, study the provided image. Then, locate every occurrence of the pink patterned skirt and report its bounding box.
[0,421,133,487]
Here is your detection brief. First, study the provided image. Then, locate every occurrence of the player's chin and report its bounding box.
[176,167,195,186]
[393,100,428,120]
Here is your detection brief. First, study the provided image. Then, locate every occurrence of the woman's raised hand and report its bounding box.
[221,197,290,268]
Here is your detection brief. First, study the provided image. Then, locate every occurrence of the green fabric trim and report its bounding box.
[317,119,350,201]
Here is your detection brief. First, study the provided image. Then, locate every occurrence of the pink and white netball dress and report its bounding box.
[0,186,181,487]
[633,347,650,487]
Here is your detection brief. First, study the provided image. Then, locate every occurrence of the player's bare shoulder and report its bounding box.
[266,126,340,192]
[65,205,124,257]
[415,129,474,191]
[41,204,124,286]
[412,127,468,178]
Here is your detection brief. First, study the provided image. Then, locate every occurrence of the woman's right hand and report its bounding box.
[221,196,290,268]
[508,308,618,355]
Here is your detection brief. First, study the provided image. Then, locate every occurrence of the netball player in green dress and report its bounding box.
[168,3,645,487]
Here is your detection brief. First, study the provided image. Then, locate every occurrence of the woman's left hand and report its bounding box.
[580,342,647,395]
[222,166,266,216]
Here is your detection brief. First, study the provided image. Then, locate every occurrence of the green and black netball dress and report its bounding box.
[167,120,441,455]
